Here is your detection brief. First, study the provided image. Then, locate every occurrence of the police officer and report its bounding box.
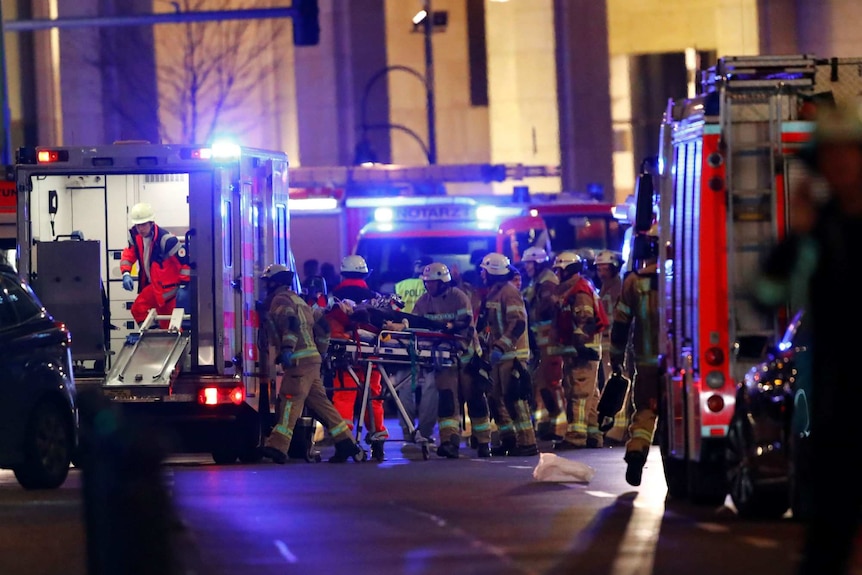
[477,253,538,457]
[551,251,608,451]
[395,256,433,313]
[521,246,564,441]
[609,227,659,485]
[412,262,492,458]
[257,264,362,464]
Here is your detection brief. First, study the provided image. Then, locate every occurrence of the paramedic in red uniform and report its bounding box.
[120,202,190,326]
[329,254,390,460]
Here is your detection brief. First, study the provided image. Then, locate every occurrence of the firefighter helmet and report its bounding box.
[421,262,451,283]
[552,251,582,271]
[480,253,512,276]
[340,254,369,274]
[522,246,549,264]
[595,250,621,267]
[130,202,155,225]
[260,263,294,285]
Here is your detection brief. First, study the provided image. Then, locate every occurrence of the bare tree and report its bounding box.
[155,0,288,144]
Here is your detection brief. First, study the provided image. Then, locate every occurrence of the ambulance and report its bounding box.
[13,142,292,464]
[351,196,547,291]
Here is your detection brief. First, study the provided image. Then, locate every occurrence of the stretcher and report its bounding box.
[326,329,463,460]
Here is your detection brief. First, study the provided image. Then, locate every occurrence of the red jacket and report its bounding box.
[120,224,190,302]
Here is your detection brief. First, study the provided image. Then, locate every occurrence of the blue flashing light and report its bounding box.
[211,139,241,160]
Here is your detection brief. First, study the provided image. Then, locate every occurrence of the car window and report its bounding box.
[0,275,43,327]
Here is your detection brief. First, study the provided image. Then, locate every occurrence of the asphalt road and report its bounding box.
[7,435,858,575]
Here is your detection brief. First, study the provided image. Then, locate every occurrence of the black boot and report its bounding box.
[328,439,362,463]
[476,443,491,458]
[436,434,460,459]
[490,435,516,457]
[508,444,539,456]
[624,450,647,486]
[259,445,287,465]
[371,440,385,462]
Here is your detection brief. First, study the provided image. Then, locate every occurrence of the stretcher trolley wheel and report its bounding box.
[410,431,431,460]
[353,449,368,462]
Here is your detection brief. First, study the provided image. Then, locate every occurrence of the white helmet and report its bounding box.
[341,254,369,274]
[522,246,549,264]
[480,253,511,276]
[595,250,621,267]
[552,251,582,271]
[421,262,451,283]
[260,263,294,284]
[130,202,155,225]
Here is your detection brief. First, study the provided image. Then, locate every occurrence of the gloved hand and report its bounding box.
[489,348,504,365]
[122,273,134,291]
[276,349,293,366]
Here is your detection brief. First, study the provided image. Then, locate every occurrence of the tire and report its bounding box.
[13,400,73,489]
[211,447,238,465]
[726,412,789,518]
[657,396,688,499]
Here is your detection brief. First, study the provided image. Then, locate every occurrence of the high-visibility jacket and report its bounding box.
[394,277,426,313]
[263,285,321,363]
[120,224,190,302]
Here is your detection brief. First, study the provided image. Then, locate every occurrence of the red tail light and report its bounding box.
[705,347,724,366]
[197,385,246,406]
[706,394,725,413]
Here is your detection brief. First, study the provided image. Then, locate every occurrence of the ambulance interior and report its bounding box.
[26,172,192,370]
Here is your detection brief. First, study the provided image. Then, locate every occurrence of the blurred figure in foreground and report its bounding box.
[755,103,862,575]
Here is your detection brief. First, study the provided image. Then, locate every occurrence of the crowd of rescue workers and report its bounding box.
[249,237,659,488]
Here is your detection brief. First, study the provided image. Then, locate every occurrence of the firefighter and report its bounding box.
[120,202,190,327]
[608,227,659,485]
[412,262,492,458]
[551,251,609,451]
[521,246,564,441]
[477,253,538,457]
[595,249,630,443]
[329,254,389,460]
[257,264,362,464]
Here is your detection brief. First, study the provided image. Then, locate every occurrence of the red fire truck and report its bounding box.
[651,54,862,504]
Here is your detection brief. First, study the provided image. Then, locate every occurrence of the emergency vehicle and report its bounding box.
[352,196,546,291]
[287,162,560,279]
[13,142,292,464]
[651,54,862,504]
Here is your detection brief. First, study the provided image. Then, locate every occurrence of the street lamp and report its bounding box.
[355,0,439,165]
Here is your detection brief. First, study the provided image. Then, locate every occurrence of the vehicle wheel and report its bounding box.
[238,446,263,464]
[726,412,789,518]
[212,447,238,465]
[13,400,73,489]
[657,403,687,499]
[352,449,368,462]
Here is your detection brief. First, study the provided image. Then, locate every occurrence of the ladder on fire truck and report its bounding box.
[711,55,817,362]
[711,54,861,362]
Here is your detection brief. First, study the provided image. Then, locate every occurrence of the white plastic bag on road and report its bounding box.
[532,452,596,483]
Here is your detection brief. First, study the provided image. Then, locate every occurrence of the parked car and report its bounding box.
[726,309,811,519]
[0,264,78,489]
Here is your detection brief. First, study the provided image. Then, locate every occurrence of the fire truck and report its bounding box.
[650,54,862,504]
[13,142,292,464]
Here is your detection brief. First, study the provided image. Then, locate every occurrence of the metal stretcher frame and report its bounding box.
[328,330,463,459]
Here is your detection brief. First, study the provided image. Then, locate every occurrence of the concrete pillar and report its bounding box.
[294,0,389,166]
[554,0,614,200]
